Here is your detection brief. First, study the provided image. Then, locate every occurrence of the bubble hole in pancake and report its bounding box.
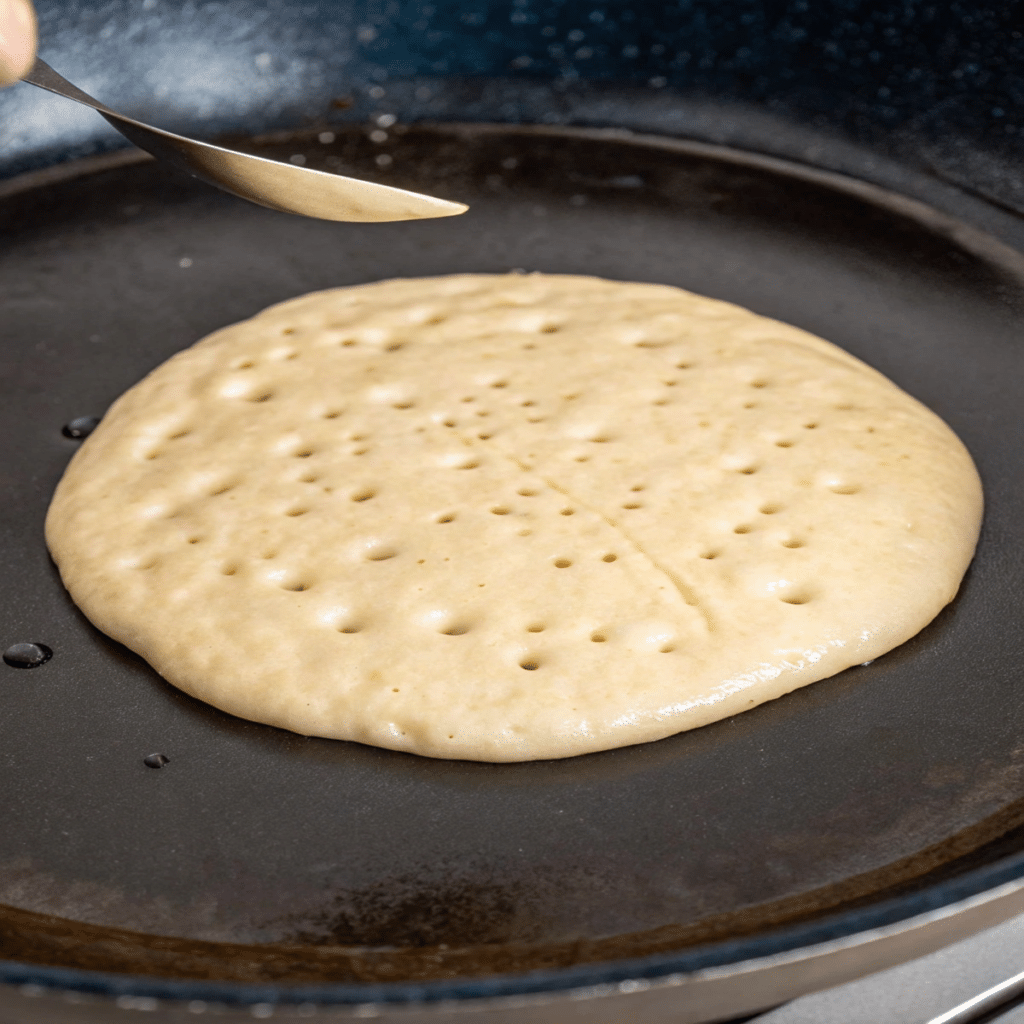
[45,274,983,761]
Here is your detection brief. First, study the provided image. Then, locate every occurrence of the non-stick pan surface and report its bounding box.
[3,124,1024,997]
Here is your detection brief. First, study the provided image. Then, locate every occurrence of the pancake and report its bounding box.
[45,274,983,761]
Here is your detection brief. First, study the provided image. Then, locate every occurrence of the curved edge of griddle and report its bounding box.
[3,795,1024,991]
[1,853,1024,1024]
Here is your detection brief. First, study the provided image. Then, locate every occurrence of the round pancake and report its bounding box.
[45,274,983,761]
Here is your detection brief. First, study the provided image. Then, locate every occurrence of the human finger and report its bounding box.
[0,0,37,88]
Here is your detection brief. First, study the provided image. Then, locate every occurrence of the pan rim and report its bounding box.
[4,123,1024,280]
[1,847,1024,1005]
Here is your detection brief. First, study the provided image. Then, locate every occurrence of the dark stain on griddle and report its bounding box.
[283,875,525,949]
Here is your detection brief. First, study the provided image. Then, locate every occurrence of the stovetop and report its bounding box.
[755,913,1024,1023]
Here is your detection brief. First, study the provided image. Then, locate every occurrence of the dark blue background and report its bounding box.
[2,1,1024,214]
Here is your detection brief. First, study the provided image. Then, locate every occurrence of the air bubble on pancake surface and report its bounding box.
[403,306,441,325]
[368,383,414,406]
[357,327,392,346]
[273,435,308,457]
[218,377,257,399]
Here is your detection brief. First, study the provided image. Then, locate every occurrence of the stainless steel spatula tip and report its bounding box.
[22,57,469,223]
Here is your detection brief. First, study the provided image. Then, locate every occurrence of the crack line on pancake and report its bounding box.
[499,452,715,634]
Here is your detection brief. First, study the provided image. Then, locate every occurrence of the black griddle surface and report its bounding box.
[3,125,1024,983]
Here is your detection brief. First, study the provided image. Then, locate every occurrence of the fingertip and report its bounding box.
[0,0,38,87]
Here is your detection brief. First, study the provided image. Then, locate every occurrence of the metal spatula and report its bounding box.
[21,57,468,223]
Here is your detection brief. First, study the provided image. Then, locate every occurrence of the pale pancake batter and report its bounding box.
[46,275,983,761]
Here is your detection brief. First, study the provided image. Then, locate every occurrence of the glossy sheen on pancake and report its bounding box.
[45,274,983,761]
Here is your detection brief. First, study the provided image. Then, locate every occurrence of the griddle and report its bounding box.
[2,121,1024,1023]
